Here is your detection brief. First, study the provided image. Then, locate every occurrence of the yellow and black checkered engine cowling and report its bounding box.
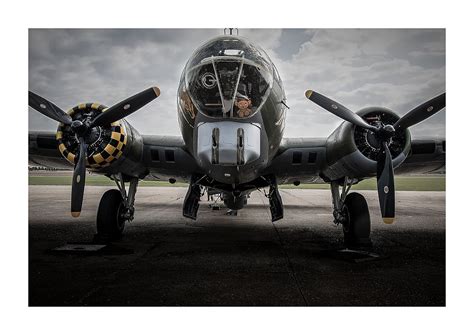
[56,103,128,170]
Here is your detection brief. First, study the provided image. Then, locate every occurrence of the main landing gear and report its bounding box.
[96,173,138,241]
[331,177,371,247]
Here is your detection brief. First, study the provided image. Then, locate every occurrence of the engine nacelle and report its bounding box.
[56,103,147,178]
[321,107,411,181]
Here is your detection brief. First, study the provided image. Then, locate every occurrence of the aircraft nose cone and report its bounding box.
[196,121,263,184]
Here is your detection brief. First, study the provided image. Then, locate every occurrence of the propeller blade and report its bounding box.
[91,87,160,127]
[29,91,72,125]
[71,138,87,217]
[377,141,395,224]
[394,93,446,130]
[305,90,378,132]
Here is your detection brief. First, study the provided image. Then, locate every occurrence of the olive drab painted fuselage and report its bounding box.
[176,36,287,185]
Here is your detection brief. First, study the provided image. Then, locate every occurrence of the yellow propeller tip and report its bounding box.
[305,90,313,99]
[71,212,81,218]
[383,217,395,224]
[153,87,161,97]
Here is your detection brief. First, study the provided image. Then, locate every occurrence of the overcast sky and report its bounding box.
[29,29,445,139]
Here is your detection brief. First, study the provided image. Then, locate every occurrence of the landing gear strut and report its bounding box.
[331,177,371,247]
[96,173,138,240]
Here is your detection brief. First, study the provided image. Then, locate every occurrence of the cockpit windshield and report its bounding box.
[184,36,273,119]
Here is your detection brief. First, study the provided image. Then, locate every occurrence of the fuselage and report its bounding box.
[176,36,287,185]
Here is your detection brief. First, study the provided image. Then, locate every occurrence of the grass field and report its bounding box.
[28,174,445,191]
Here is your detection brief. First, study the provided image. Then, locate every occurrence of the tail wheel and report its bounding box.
[97,189,126,239]
[342,192,371,246]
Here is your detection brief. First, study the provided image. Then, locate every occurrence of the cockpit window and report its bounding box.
[184,37,273,119]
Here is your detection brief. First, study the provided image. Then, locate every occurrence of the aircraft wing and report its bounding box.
[265,137,445,184]
[29,131,199,183]
[394,139,445,174]
[263,137,329,184]
[29,131,71,169]
[140,134,199,183]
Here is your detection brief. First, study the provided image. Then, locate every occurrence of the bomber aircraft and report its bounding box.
[29,32,445,246]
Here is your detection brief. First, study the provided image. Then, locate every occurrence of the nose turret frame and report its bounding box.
[181,36,274,120]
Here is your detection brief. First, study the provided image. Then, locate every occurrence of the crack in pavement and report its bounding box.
[257,192,308,306]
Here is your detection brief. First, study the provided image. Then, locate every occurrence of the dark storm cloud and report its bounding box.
[29,29,445,138]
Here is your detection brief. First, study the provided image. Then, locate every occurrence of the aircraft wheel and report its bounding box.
[342,192,372,247]
[96,189,126,240]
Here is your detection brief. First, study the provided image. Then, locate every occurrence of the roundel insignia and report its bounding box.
[384,186,389,194]
[56,103,127,170]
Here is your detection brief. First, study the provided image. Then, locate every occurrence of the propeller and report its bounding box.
[305,90,378,132]
[71,136,87,217]
[29,87,160,217]
[305,90,446,223]
[377,141,395,224]
[393,93,446,130]
[91,87,160,127]
[29,91,72,125]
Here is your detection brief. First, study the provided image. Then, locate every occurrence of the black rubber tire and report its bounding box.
[342,192,371,246]
[96,189,126,239]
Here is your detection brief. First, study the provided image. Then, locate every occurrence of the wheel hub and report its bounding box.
[340,206,350,233]
[333,207,349,227]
